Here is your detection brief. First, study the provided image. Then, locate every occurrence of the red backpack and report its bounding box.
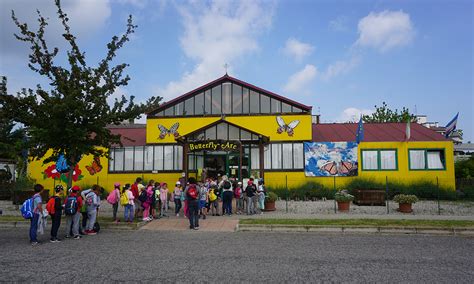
[187,185,198,200]
[46,197,56,215]
[234,187,242,198]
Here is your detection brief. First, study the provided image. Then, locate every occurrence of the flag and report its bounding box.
[355,117,364,144]
[444,112,459,138]
[405,119,411,141]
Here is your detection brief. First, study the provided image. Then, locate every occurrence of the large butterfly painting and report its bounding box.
[276,116,299,136]
[158,122,180,139]
[86,157,103,176]
[304,142,358,177]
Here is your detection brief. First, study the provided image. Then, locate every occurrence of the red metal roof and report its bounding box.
[147,74,312,116]
[312,123,449,142]
[108,124,146,146]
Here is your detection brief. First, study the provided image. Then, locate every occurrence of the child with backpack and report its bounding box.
[107,182,121,223]
[46,185,64,242]
[84,185,101,235]
[141,180,154,222]
[122,184,135,223]
[257,179,266,214]
[173,181,183,217]
[80,187,92,234]
[64,185,83,240]
[160,182,169,217]
[234,182,243,215]
[24,184,44,245]
[208,184,219,216]
[186,178,199,230]
[198,182,208,220]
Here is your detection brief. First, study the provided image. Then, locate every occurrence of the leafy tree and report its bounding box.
[0,0,161,187]
[455,156,474,179]
[362,102,416,123]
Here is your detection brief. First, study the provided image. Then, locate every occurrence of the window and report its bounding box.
[205,125,217,140]
[144,146,153,170]
[264,145,271,169]
[211,85,221,115]
[242,88,249,113]
[175,102,183,116]
[222,83,232,114]
[249,90,259,113]
[134,146,144,171]
[217,123,228,140]
[362,149,397,171]
[154,145,164,171]
[271,98,281,113]
[282,143,293,169]
[232,84,242,114]
[282,102,291,113]
[194,93,204,115]
[184,97,194,116]
[174,145,183,170]
[251,147,260,170]
[293,143,304,169]
[204,90,211,114]
[108,149,115,172]
[164,106,174,116]
[114,148,124,171]
[124,147,134,171]
[229,124,240,140]
[409,149,445,170]
[260,94,270,113]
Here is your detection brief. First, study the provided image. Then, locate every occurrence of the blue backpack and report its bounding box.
[20,197,34,219]
[64,196,78,215]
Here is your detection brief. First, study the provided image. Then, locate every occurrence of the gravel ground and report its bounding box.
[0,228,473,283]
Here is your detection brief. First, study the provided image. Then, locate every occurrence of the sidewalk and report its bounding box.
[141,216,239,232]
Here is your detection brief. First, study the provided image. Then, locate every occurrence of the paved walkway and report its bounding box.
[141,215,239,232]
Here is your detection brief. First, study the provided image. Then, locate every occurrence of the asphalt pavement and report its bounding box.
[0,228,473,283]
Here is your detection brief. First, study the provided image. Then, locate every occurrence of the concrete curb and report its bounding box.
[237,224,474,236]
[0,221,146,230]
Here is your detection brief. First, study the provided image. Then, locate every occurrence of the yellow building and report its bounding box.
[28,75,455,192]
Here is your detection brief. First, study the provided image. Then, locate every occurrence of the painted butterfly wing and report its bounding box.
[338,161,353,174]
[158,124,169,139]
[276,116,286,128]
[92,157,103,173]
[169,122,180,134]
[86,165,95,175]
[287,120,300,130]
[321,161,338,175]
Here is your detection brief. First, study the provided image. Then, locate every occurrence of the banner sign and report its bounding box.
[304,142,358,177]
[188,140,240,152]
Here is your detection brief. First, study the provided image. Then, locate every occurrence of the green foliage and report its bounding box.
[268,182,336,200]
[362,101,416,123]
[265,191,278,202]
[393,194,418,204]
[334,190,355,202]
[13,175,36,192]
[455,156,474,178]
[0,0,162,187]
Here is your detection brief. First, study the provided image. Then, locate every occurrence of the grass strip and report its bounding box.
[239,218,474,228]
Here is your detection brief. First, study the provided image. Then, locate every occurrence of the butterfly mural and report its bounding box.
[320,161,356,176]
[86,157,103,176]
[158,122,180,139]
[276,116,300,136]
[304,142,358,177]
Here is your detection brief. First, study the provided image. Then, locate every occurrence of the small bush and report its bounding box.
[393,194,418,204]
[334,190,355,202]
[265,192,278,202]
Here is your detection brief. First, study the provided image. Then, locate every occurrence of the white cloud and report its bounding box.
[283,64,317,94]
[155,0,275,102]
[329,15,348,32]
[355,10,415,52]
[321,56,360,81]
[283,38,314,62]
[337,107,373,122]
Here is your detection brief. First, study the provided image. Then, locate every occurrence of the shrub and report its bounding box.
[393,194,418,204]
[334,190,354,202]
[265,192,278,202]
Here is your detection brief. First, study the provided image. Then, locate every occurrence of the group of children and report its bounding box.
[24,183,103,245]
[24,175,268,244]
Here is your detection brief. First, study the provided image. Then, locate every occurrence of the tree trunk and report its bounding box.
[67,156,76,190]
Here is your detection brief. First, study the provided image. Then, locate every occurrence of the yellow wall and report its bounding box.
[146,114,312,143]
[264,141,455,190]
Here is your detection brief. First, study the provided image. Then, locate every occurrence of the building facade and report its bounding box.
[28,75,455,192]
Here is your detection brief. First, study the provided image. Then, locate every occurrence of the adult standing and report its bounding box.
[29,184,44,245]
[64,185,83,240]
[186,177,200,230]
[222,178,233,216]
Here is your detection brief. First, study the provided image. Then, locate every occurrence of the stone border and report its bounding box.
[0,221,147,230]
[237,224,474,235]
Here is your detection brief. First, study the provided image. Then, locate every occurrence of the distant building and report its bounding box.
[416,115,462,144]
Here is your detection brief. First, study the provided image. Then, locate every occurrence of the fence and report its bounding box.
[267,175,474,215]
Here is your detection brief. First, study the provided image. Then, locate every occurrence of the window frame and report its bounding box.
[408,148,446,171]
[264,142,305,171]
[360,149,398,171]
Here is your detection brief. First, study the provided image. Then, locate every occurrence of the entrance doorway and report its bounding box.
[203,154,226,179]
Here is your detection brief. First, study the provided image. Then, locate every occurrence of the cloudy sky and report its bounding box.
[1,0,472,140]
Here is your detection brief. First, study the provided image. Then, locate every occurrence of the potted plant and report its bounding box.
[335,190,354,212]
[393,194,418,213]
[264,192,278,211]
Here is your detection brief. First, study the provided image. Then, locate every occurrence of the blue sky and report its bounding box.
[1,0,472,141]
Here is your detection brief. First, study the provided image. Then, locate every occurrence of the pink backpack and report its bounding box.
[106,189,118,204]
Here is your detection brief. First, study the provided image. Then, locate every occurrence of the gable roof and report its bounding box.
[107,124,146,146]
[312,122,449,142]
[147,74,312,116]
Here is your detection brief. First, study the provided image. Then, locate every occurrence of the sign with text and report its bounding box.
[188,140,240,152]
